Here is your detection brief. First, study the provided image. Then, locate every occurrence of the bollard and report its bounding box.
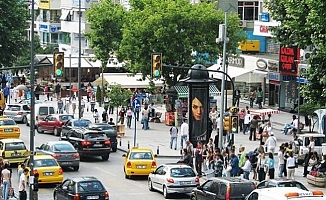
[137,143,139,147]
[119,137,122,146]
[157,146,159,155]
[127,140,130,149]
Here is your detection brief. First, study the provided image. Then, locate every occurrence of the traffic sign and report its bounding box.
[132,99,141,109]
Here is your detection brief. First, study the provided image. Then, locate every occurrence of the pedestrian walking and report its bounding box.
[257,152,267,182]
[243,111,251,135]
[278,146,285,178]
[242,155,251,180]
[209,108,218,130]
[169,123,178,150]
[126,107,133,129]
[80,98,86,117]
[118,107,126,125]
[1,163,11,200]
[266,152,275,179]
[256,87,263,109]
[249,89,256,108]
[249,116,259,141]
[185,141,194,168]
[90,97,96,112]
[286,152,296,180]
[233,87,241,107]
[265,133,277,154]
[55,82,61,99]
[33,173,39,200]
[3,86,9,103]
[195,141,203,176]
[238,108,245,132]
[93,109,100,123]
[71,95,77,115]
[141,108,149,130]
[57,97,64,114]
[34,84,42,100]
[102,110,108,123]
[180,119,189,150]
[230,153,240,177]
[44,85,50,101]
[19,168,29,200]
[108,118,115,125]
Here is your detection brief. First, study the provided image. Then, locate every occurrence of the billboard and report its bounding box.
[189,86,209,146]
[39,0,50,9]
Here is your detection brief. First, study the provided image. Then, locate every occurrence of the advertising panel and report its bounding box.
[189,86,209,146]
[39,0,50,9]
[279,46,300,76]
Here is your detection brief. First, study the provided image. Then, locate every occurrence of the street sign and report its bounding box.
[136,94,147,99]
[132,99,141,109]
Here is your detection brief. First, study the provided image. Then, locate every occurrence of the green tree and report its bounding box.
[266,0,326,105]
[0,0,29,67]
[118,0,246,85]
[86,0,126,78]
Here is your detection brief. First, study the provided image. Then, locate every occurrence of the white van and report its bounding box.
[293,133,326,163]
[25,104,56,127]
[245,187,325,200]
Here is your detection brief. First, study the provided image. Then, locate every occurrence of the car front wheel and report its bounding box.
[22,116,27,124]
[54,192,58,200]
[148,179,154,191]
[36,126,44,133]
[54,128,60,136]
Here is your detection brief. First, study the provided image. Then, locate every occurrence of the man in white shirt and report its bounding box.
[282,115,298,135]
[278,146,285,178]
[265,132,277,154]
[170,123,178,150]
[180,119,188,150]
[19,168,29,200]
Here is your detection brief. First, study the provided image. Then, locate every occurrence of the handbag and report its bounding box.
[226,166,232,172]
[262,131,269,137]
[265,173,270,180]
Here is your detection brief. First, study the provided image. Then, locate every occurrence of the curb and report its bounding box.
[117,148,181,159]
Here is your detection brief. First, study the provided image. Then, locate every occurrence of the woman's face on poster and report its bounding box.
[192,97,204,120]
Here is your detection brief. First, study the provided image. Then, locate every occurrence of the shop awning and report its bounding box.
[60,10,70,20]
[250,109,281,116]
[208,65,252,79]
[173,85,220,98]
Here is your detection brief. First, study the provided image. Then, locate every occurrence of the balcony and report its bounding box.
[61,21,88,33]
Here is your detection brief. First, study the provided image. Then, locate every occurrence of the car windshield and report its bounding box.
[59,115,74,121]
[306,137,325,146]
[5,105,21,111]
[129,152,153,160]
[34,159,58,167]
[52,143,75,152]
[170,167,196,177]
[278,182,308,190]
[84,133,107,140]
[5,142,26,151]
[73,120,91,127]
[0,119,16,126]
[96,126,114,130]
[78,181,104,192]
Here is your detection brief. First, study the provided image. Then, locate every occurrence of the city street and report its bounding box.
[6,95,326,200]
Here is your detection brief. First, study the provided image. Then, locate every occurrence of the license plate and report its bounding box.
[11,153,21,157]
[93,144,103,147]
[136,165,146,169]
[61,162,72,165]
[180,181,191,185]
[87,196,99,200]
[43,172,54,176]
[4,128,12,132]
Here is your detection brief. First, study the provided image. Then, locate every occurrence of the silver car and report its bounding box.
[35,141,80,171]
[3,104,30,123]
[148,163,200,199]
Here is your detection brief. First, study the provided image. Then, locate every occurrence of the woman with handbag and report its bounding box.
[257,152,267,181]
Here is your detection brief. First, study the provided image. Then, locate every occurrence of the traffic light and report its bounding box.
[223,116,230,132]
[53,52,64,77]
[230,115,239,134]
[230,106,239,115]
[151,53,162,78]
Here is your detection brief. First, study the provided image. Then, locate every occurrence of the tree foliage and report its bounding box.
[118,0,245,85]
[86,0,126,70]
[266,0,326,105]
[0,1,29,67]
[107,84,132,108]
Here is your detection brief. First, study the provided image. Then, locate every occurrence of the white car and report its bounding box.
[26,104,56,127]
[245,187,325,200]
[148,163,199,199]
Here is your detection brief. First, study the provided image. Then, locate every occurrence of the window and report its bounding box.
[73,120,91,127]
[170,167,196,177]
[248,192,259,200]
[202,180,213,191]
[5,105,21,111]
[52,143,75,152]
[84,133,107,140]
[34,159,58,167]
[39,107,49,115]
[78,181,104,192]
[22,105,30,111]
[59,115,74,121]
[238,1,259,20]
[5,142,26,151]
[0,119,16,125]
[129,152,153,160]
[209,182,219,194]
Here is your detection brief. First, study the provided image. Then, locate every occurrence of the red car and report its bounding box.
[37,114,74,136]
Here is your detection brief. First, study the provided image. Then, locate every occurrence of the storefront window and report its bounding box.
[51,33,59,44]
[280,78,298,110]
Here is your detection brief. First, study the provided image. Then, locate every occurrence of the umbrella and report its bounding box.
[14,85,28,91]
[93,76,108,85]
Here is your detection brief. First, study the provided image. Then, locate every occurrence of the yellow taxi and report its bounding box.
[21,155,64,184]
[0,139,29,164]
[122,147,157,179]
[0,117,20,139]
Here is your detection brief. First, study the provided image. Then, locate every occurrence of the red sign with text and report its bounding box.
[279,46,300,76]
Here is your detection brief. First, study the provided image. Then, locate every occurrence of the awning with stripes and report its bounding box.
[173,85,221,98]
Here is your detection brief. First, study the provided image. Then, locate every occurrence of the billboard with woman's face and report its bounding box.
[189,86,209,145]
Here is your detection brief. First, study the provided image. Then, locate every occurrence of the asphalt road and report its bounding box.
[10,122,190,200]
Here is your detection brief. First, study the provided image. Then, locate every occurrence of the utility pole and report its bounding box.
[78,0,82,119]
[216,12,228,150]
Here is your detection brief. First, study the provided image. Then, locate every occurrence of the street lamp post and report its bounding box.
[78,0,82,119]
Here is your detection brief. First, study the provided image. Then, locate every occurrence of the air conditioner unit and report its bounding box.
[239,20,247,27]
[298,64,310,76]
[303,51,312,60]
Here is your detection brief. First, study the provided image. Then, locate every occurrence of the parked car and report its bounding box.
[245,187,324,200]
[0,138,29,164]
[3,104,30,123]
[148,163,199,199]
[20,155,64,184]
[37,114,74,136]
[53,177,109,200]
[61,119,92,137]
[0,117,20,139]
[257,180,308,191]
[190,177,256,200]
[26,104,56,127]
[60,128,111,161]
[123,147,157,179]
[35,141,80,171]
[87,123,118,152]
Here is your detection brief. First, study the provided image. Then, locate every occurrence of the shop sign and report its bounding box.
[282,75,297,81]
[228,56,244,68]
[268,60,279,72]
[256,59,268,71]
[39,0,50,9]
[253,21,279,37]
[268,72,280,81]
[50,25,61,33]
[39,23,48,32]
[279,46,300,76]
